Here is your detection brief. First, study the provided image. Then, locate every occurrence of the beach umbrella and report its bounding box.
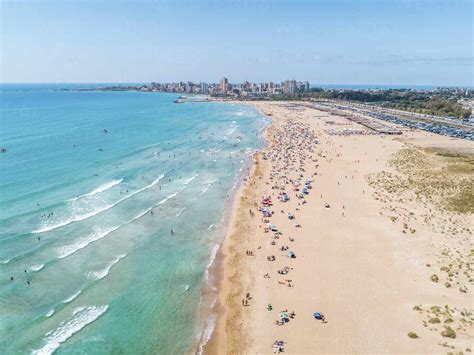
[279,312,289,320]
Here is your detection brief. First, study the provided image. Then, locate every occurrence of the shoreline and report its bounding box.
[192,101,272,354]
[205,101,473,354]
[202,101,276,354]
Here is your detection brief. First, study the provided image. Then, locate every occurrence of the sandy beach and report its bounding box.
[205,101,473,354]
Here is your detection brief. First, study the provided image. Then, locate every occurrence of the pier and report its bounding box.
[174,99,210,104]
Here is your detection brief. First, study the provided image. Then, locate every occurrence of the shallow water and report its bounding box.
[0,85,267,354]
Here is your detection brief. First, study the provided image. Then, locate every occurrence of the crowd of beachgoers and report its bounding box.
[243,117,328,353]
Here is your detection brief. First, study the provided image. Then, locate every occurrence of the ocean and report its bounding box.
[0,85,268,354]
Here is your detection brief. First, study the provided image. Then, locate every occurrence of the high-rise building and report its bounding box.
[185,82,193,92]
[304,81,310,92]
[283,80,296,95]
[220,77,228,93]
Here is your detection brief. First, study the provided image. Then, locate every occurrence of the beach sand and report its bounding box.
[205,101,473,354]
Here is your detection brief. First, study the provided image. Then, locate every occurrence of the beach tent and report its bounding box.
[313,312,322,320]
[261,207,272,217]
[279,312,289,322]
[280,193,290,202]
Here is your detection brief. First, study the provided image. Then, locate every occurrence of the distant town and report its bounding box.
[70,78,473,120]
[76,78,311,97]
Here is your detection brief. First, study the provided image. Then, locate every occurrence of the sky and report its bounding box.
[1,0,473,85]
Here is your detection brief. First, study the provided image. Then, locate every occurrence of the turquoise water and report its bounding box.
[0,85,267,354]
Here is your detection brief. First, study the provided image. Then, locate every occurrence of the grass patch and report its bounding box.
[447,181,474,213]
[441,326,456,338]
[368,147,474,214]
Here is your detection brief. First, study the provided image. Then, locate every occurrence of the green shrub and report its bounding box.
[441,326,456,338]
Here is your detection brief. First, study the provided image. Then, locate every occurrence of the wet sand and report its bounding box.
[205,101,473,354]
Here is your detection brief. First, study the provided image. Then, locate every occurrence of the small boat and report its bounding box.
[0,148,6,153]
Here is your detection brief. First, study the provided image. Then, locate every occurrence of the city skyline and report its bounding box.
[1,0,473,85]
[99,78,312,96]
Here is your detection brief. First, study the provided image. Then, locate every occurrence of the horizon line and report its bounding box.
[1,82,472,88]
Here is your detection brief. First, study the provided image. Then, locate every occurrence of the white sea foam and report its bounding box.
[29,264,45,272]
[55,188,181,261]
[34,174,164,234]
[184,173,199,185]
[57,226,121,259]
[205,244,220,280]
[33,305,109,355]
[176,207,186,217]
[197,312,218,355]
[156,190,181,206]
[68,179,123,202]
[45,309,55,318]
[87,254,127,281]
[200,184,211,195]
[62,290,82,304]
[130,207,154,222]
[0,258,11,264]
[207,244,219,269]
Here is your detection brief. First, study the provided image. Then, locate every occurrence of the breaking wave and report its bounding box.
[68,179,123,202]
[87,254,127,281]
[33,174,165,234]
[184,174,199,185]
[55,187,185,261]
[62,290,82,304]
[57,226,121,259]
[33,305,109,355]
[29,264,45,272]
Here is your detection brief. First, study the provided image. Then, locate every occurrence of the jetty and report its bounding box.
[174,98,210,104]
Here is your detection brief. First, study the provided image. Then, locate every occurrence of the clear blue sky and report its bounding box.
[1,0,472,85]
